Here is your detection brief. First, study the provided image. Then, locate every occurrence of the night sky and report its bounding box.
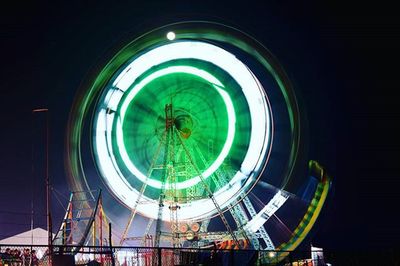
[1,1,400,251]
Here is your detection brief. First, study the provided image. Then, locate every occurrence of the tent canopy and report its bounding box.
[0,227,53,246]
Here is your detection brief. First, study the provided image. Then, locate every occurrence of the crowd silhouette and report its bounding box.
[0,247,38,266]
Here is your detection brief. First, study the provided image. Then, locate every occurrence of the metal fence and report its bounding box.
[1,244,400,265]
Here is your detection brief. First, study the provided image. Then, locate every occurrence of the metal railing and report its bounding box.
[1,244,400,265]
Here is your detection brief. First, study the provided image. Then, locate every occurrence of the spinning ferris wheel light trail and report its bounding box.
[64,21,332,262]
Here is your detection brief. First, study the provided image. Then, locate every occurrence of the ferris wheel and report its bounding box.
[65,21,331,257]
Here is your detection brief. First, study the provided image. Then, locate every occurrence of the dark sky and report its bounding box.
[1,1,399,251]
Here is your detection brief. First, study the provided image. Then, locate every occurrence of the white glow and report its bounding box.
[244,192,288,233]
[96,111,138,206]
[94,41,272,221]
[268,251,276,258]
[105,88,124,111]
[166,31,176,40]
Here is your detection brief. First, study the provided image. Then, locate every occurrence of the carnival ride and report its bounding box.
[61,21,332,263]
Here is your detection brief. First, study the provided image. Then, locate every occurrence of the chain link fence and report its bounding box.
[2,244,400,265]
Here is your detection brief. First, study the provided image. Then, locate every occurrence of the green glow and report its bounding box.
[113,64,249,196]
[119,65,223,119]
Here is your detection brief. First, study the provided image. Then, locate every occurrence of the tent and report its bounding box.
[0,227,53,246]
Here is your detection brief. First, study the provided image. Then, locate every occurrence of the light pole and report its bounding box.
[32,108,52,263]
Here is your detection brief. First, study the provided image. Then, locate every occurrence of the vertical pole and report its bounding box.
[100,198,103,264]
[92,217,96,246]
[109,223,115,266]
[69,201,73,245]
[158,248,162,266]
[30,112,35,250]
[33,108,52,264]
[136,247,139,266]
[45,109,53,265]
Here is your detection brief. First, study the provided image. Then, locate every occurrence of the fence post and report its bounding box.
[158,248,162,266]
[109,222,115,266]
